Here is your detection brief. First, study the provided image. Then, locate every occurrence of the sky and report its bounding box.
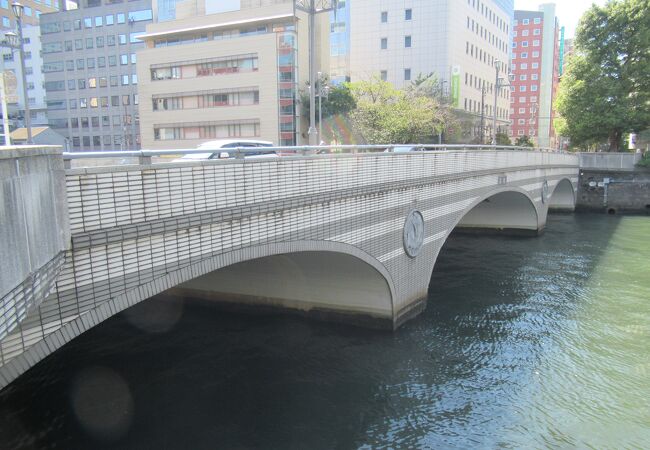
[514,0,607,38]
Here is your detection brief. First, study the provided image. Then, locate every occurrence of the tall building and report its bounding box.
[510,4,561,148]
[348,0,513,140]
[329,0,349,84]
[1,26,49,127]
[0,1,59,131]
[137,0,329,149]
[40,0,152,151]
[0,0,58,29]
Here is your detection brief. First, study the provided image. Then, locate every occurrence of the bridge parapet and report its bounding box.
[0,146,69,342]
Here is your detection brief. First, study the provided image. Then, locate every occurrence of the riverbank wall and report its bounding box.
[577,168,650,214]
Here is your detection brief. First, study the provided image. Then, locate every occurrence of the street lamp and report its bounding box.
[491,59,510,147]
[317,71,329,144]
[438,80,447,144]
[295,0,338,146]
[11,2,32,144]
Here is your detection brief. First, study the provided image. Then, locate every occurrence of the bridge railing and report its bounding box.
[62,144,563,169]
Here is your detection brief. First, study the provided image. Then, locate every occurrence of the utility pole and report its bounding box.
[438,79,447,144]
[295,0,338,146]
[492,59,510,147]
[492,60,500,146]
[480,86,486,144]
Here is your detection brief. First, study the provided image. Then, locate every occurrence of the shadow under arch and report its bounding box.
[425,187,540,292]
[548,178,576,212]
[454,186,540,235]
[0,241,396,391]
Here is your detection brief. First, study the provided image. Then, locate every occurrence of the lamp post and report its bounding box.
[11,2,32,144]
[492,59,510,147]
[317,72,329,144]
[295,0,337,146]
[438,79,447,144]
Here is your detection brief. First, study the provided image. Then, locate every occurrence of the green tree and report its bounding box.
[496,132,512,146]
[555,0,650,151]
[515,135,535,147]
[347,77,445,144]
[300,75,356,124]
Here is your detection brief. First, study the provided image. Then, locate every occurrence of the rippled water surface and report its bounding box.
[1,214,649,449]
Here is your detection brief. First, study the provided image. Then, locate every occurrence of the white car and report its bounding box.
[174,139,277,161]
[384,145,424,153]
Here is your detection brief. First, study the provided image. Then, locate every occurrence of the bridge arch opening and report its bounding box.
[548,179,575,212]
[167,250,395,329]
[455,190,539,235]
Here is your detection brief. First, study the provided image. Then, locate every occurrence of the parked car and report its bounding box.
[383,145,425,153]
[174,140,276,161]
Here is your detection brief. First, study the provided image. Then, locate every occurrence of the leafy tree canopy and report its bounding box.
[515,135,534,147]
[556,0,650,151]
[347,77,448,144]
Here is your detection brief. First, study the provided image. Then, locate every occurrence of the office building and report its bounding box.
[0,1,58,131]
[329,0,349,84]
[0,25,49,127]
[348,0,513,139]
[136,0,329,149]
[510,4,561,147]
[39,0,152,151]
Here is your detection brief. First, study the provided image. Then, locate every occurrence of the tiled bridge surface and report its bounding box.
[0,148,578,389]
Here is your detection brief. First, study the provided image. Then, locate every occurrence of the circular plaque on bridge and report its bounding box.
[541,180,549,203]
[403,210,425,258]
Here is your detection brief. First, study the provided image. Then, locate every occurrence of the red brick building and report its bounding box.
[510,6,560,147]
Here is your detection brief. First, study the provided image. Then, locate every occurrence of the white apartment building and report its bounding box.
[349,0,513,137]
[137,0,329,149]
[0,25,49,126]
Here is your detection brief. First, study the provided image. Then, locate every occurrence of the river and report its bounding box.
[0,214,648,449]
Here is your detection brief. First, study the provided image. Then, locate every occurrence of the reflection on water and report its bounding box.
[0,214,649,449]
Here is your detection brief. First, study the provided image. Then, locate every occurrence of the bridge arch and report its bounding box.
[424,187,540,294]
[454,186,540,235]
[0,241,396,390]
[548,178,576,211]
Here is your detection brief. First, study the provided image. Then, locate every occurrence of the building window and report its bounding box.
[107,35,116,46]
[120,54,128,65]
[380,37,387,49]
[531,85,538,91]
[404,68,411,81]
[534,29,541,35]
[405,9,412,20]
[522,30,529,37]
[109,55,116,66]
[532,51,539,58]
[121,75,129,85]
[94,16,102,26]
[381,11,387,23]
[106,14,114,25]
[534,17,541,24]
[533,40,540,46]
[405,35,412,47]
[380,70,387,81]
[522,19,529,25]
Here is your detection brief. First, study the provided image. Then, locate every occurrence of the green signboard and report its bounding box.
[451,66,460,108]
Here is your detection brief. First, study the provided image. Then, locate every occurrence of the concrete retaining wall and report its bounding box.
[0,146,70,340]
[577,169,650,213]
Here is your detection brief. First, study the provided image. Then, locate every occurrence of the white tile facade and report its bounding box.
[0,150,578,389]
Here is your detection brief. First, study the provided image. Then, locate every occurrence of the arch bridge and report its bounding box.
[0,145,578,389]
